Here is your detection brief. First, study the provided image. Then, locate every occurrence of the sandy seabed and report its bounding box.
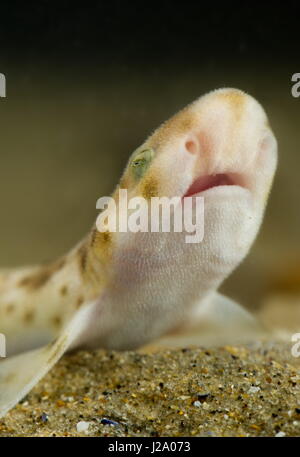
[0,343,299,437]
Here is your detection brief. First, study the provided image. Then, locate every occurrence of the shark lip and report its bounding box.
[183,173,243,197]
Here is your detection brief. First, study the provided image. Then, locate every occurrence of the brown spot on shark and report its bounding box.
[91,228,112,247]
[51,315,62,329]
[19,258,66,290]
[23,310,35,324]
[100,231,112,244]
[60,285,68,296]
[90,228,113,264]
[5,303,15,314]
[140,176,159,200]
[76,296,84,309]
[78,244,88,274]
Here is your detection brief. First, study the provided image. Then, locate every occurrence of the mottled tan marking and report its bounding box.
[23,310,35,324]
[90,228,98,248]
[76,296,84,309]
[19,258,65,290]
[140,176,159,200]
[218,90,246,121]
[119,176,129,189]
[60,285,68,296]
[100,230,112,244]
[90,228,113,257]
[5,303,15,314]
[149,109,195,148]
[78,243,88,273]
[51,315,62,329]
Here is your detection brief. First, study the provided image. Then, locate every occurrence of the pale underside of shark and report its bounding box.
[0,88,278,418]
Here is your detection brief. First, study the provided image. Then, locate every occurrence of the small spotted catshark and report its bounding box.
[0,88,277,417]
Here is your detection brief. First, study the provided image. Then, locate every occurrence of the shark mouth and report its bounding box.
[184,173,243,197]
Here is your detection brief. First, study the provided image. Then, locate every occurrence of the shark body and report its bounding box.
[0,88,277,417]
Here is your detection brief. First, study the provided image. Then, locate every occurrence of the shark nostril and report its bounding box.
[185,139,198,155]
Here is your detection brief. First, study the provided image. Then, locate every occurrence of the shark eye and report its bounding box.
[130,148,154,179]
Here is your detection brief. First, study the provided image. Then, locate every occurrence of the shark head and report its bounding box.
[98,88,277,292]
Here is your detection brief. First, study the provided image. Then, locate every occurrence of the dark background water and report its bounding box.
[0,1,299,310]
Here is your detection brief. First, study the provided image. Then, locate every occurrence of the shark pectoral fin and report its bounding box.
[201,292,263,326]
[0,301,96,418]
[141,293,269,351]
